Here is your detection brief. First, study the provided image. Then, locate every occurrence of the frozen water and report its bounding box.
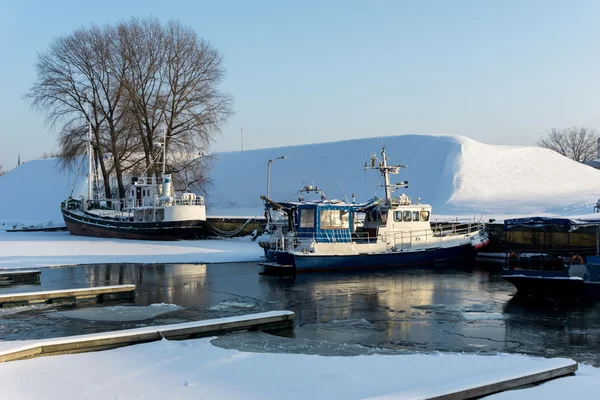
[211,331,400,357]
[462,312,505,321]
[207,301,258,311]
[48,303,182,322]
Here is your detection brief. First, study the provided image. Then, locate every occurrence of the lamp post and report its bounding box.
[267,155,287,199]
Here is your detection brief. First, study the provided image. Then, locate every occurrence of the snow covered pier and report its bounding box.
[0,311,295,362]
[0,270,41,284]
[0,284,136,307]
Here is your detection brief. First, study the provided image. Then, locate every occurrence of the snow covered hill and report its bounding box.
[0,159,86,229]
[2,134,600,228]
[208,134,600,217]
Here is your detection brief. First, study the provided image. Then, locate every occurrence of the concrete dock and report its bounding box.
[0,284,136,307]
[0,310,295,362]
[0,270,41,284]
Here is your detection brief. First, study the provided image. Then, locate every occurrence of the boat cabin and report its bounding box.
[277,195,434,244]
[296,203,354,243]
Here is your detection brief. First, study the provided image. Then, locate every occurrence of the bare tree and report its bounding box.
[118,18,232,177]
[26,18,231,201]
[538,126,600,163]
[26,27,114,199]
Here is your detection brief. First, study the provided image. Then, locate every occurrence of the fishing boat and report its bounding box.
[259,147,489,273]
[60,124,209,240]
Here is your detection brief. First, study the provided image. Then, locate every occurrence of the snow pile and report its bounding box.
[0,158,86,228]
[3,134,600,227]
[208,134,600,217]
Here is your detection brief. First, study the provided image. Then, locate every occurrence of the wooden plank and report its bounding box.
[0,285,136,304]
[0,311,295,362]
[424,362,578,399]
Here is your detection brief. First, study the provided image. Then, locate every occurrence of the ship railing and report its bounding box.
[388,222,485,251]
[166,197,206,206]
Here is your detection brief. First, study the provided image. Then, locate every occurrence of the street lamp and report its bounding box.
[267,155,287,199]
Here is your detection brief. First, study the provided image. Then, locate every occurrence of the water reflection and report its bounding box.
[0,261,598,365]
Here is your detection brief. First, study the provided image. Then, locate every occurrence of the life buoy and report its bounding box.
[570,255,584,265]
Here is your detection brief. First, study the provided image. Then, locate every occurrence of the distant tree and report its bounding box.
[0,164,5,177]
[38,151,62,159]
[538,126,600,163]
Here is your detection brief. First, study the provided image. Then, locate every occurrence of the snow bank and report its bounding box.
[0,231,263,270]
[0,336,596,400]
[3,135,600,227]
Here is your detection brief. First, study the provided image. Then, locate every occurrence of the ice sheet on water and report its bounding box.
[207,301,258,311]
[304,318,384,332]
[0,303,56,316]
[211,331,402,357]
[462,312,504,321]
[48,303,182,322]
[462,303,490,312]
[296,318,386,345]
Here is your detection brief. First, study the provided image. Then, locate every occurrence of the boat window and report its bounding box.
[403,211,412,222]
[320,209,350,230]
[420,211,430,222]
[413,211,420,221]
[394,211,402,222]
[299,208,315,228]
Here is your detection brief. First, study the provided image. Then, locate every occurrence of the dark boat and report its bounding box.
[61,175,209,241]
[502,255,600,300]
[500,217,600,300]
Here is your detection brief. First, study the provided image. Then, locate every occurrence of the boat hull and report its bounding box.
[61,208,208,241]
[266,243,476,272]
[502,269,600,299]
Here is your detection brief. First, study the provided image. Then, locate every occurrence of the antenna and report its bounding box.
[337,178,350,203]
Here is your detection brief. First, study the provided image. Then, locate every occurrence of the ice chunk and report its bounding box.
[48,303,182,322]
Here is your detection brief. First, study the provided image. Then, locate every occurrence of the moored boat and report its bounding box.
[61,123,209,241]
[259,147,489,273]
[502,254,600,300]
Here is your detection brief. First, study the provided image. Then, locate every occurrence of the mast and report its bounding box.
[365,146,408,201]
[162,124,167,175]
[87,98,93,203]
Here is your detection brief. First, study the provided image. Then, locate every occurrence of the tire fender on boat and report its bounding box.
[473,238,490,249]
[570,254,584,265]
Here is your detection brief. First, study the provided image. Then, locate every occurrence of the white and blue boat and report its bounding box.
[259,147,489,273]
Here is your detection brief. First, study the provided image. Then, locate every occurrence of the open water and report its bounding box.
[0,261,599,366]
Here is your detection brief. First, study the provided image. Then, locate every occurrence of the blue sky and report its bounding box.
[1,0,599,169]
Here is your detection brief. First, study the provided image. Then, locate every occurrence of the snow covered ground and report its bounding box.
[3,134,600,228]
[0,335,597,400]
[0,230,263,270]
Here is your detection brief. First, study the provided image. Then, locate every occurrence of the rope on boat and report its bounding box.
[205,218,255,237]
